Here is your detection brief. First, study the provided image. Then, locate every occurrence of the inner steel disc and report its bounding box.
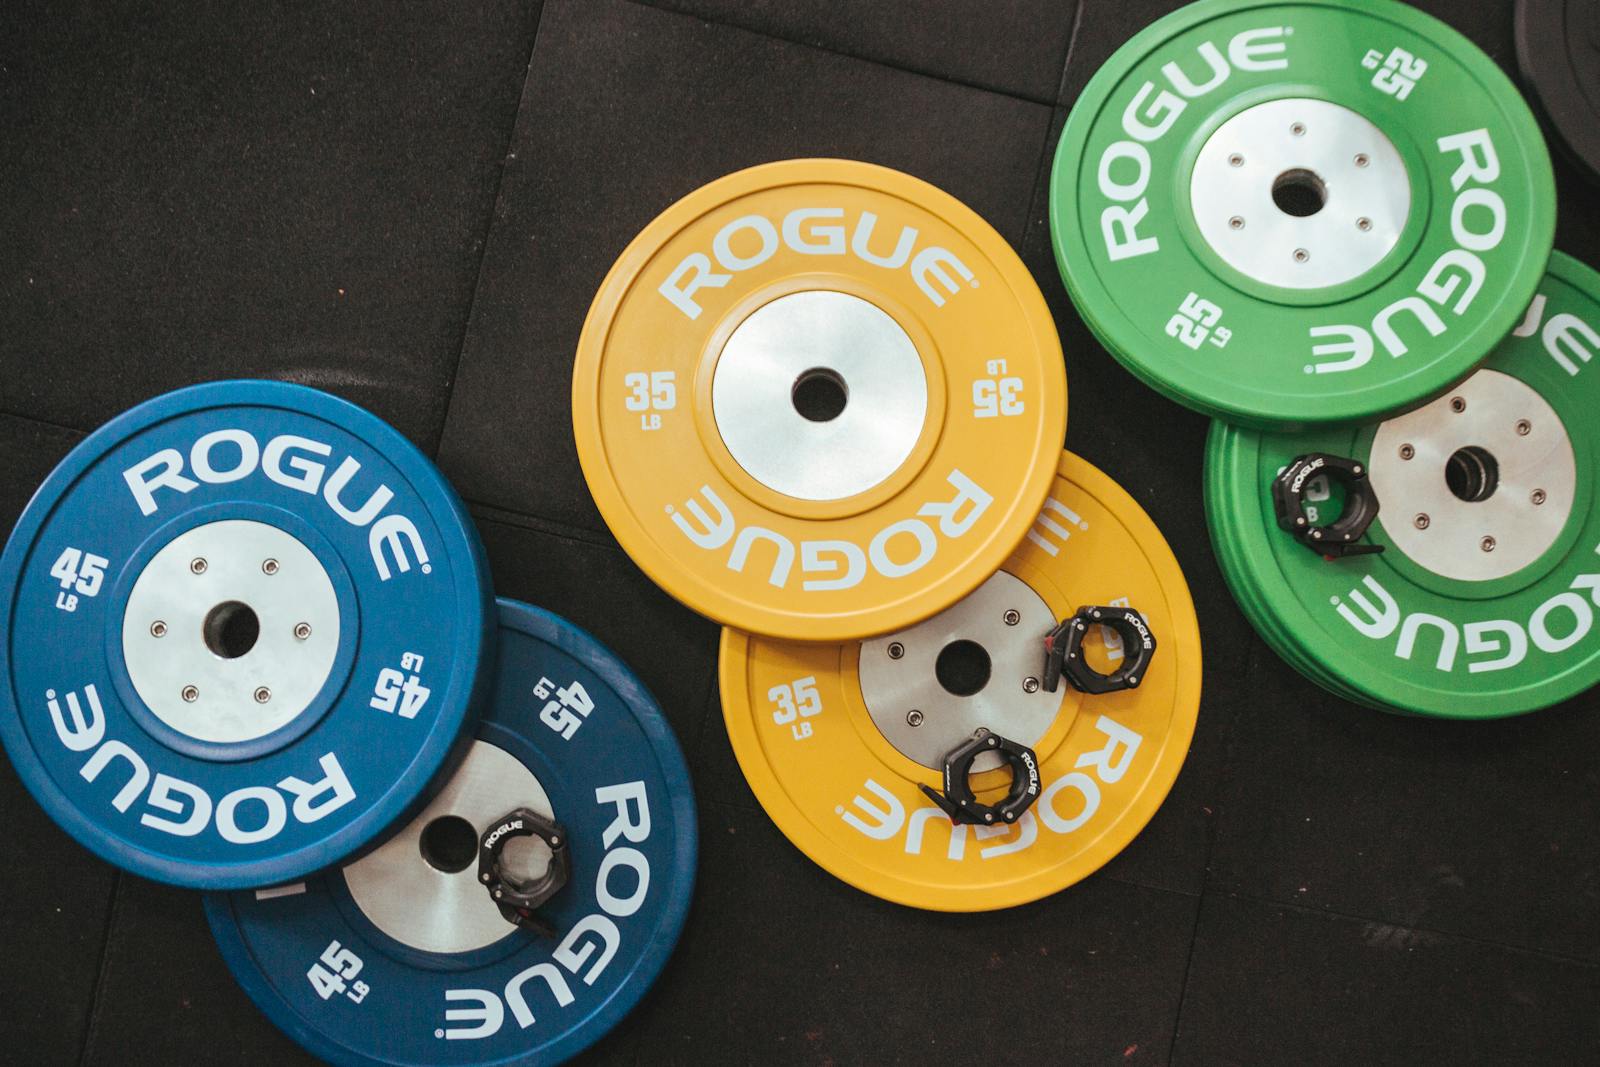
[1191,98,1409,289]
[859,570,1061,771]
[1370,369,1575,581]
[712,289,928,501]
[343,740,552,954]
[121,519,340,744]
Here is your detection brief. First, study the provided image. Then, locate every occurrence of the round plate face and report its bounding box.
[206,600,697,1067]
[1205,252,1600,717]
[574,158,1068,641]
[0,381,492,887]
[1517,0,1600,184]
[720,453,1201,910]
[1050,0,1555,427]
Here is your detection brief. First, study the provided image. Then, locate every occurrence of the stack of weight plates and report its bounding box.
[1203,253,1600,717]
[573,158,1203,910]
[0,381,696,1065]
[1051,0,1600,718]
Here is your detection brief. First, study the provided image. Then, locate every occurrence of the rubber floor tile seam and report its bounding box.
[430,1,552,462]
[1205,887,1600,969]
[621,0,1076,105]
[76,870,124,1067]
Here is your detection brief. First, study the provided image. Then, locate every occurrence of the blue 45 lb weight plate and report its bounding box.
[0,381,493,887]
[206,600,697,1067]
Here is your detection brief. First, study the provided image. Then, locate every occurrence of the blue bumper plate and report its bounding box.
[0,380,493,887]
[205,599,698,1066]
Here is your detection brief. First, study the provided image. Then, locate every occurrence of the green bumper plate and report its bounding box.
[1052,0,1555,428]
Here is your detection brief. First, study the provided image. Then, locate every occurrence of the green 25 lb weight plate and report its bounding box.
[1052,0,1555,428]
[1206,252,1600,717]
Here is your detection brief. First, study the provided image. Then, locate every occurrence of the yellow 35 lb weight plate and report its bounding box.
[574,160,1068,641]
[720,453,1201,910]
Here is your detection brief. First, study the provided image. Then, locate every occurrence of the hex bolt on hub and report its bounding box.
[262,558,279,575]
[254,687,272,704]
[150,620,167,638]
[1022,677,1039,693]
[1002,610,1021,626]
[887,642,905,660]
[182,685,198,702]
[906,709,924,727]
[190,558,207,575]
[1400,443,1415,460]
[1415,513,1431,530]
[1517,419,1532,435]
[293,622,311,640]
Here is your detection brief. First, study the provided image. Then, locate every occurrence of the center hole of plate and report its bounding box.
[791,366,849,423]
[1445,445,1500,503]
[935,639,992,698]
[419,815,479,874]
[1272,168,1327,217]
[203,600,260,659]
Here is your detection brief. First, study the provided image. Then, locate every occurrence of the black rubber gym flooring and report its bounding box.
[2,2,1597,1063]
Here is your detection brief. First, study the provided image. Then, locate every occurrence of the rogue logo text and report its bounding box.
[667,469,993,591]
[122,428,430,581]
[658,208,979,319]
[47,684,355,842]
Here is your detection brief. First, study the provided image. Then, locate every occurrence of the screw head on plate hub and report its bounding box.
[0,380,492,888]
[719,452,1201,911]
[1050,0,1555,428]
[206,599,697,1066]
[1205,252,1600,717]
[573,158,1068,641]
